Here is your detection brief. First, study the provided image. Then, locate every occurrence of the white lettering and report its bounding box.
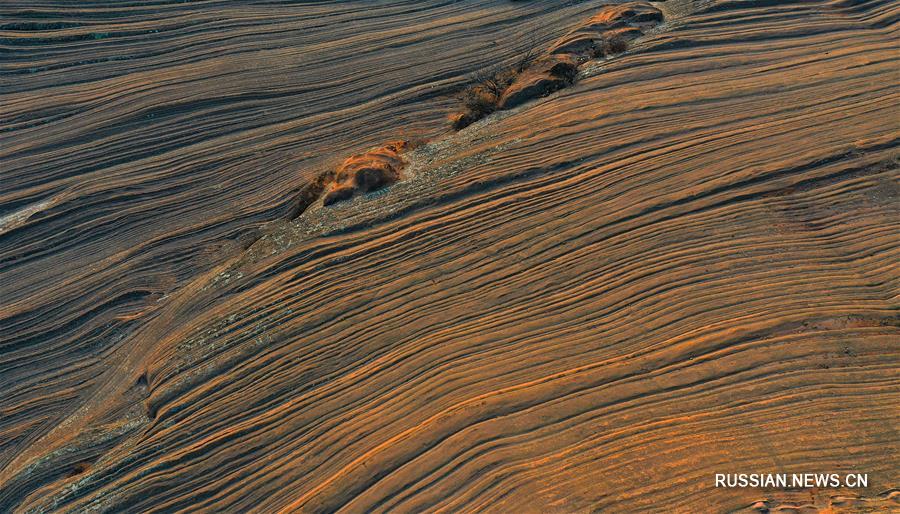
[715,472,869,488]
[845,474,867,487]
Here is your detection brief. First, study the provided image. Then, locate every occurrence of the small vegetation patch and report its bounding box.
[590,35,629,58]
[451,48,539,130]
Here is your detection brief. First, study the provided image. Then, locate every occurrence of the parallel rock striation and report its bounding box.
[1,0,898,512]
[0,0,606,494]
[550,1,665,57]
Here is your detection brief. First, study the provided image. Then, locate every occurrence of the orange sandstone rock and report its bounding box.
[550,2,663,57]
[323,141,409,206]
[498,54,579,110]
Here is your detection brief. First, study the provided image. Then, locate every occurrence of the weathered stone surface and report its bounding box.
[550,2,664,57]
[498,54,578,110]
[324,141,409,205]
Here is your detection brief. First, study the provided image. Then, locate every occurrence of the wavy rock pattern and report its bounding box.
[0,0,609,496]
[2,0,899,512]
[550,1,664,56]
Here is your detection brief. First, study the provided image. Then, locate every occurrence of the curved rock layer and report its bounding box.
[2,0,899,512]
[0,0,613,494]
[323,141,410,206]
[550,1,664,56]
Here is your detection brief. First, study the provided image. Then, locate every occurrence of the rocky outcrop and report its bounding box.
[550,2,664,58]
[497,54,579,110]
[322,141,410,206]
[6,0,899,512]
[452,2,664,130]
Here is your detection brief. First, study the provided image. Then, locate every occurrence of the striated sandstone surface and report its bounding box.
[497,54,580,110]
[1,0,898,512]
[550,1,665,56]
[323,141,410,206]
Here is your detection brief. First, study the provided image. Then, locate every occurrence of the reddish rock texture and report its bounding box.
[323,141,409,206]
[1,0,898,512]
[497,54,579,110]
[453,2,664,129]
[550,2,664,58]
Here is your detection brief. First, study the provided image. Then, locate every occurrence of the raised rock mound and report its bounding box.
[322,141,410,206]
[497,54,579,110]
[550,1,664,58]
[452,2,664,129]
[4,0,899,512]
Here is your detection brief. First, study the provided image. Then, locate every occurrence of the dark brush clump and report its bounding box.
[591,36,629,58]
[451,49,539,130]
[605,35,629,54]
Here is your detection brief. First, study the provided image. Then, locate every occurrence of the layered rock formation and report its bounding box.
[323,142,409,206]
[453,1,665,129]
[1,0,898,512]
[550,1,665,57]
